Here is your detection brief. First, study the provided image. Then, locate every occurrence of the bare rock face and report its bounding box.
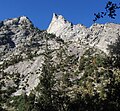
[47,13,88,41]
[47,13,73,39]
[0,16,58,95]
[0,14,120,96]
[47,13,120,53]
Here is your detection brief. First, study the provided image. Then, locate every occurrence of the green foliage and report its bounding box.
[72,48,120,111]
[94,1,120,22]
[0,72,21,110]
[35,36,75,111]
[1,47,120,111]
[108,36,120,68]
[35,36,58,111]
[9,93,36,111]
[1,34,120,110]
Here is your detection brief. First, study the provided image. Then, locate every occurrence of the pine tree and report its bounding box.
[35,35,57,111]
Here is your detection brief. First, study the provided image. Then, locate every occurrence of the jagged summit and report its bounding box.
[47,13,73,37]
[0,16,36,55]
[0,16,32,27]
[47,13,120,53]
[18,16,32,25]
[52,13,72,24]
[47,13,89,40]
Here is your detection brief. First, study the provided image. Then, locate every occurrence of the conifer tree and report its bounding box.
[36,35,58,111]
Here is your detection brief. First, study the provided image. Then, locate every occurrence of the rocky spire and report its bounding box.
[47,13,120,53]
[47,13,72,37]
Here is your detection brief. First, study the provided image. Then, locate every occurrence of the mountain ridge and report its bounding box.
[47,13,120,53]
[1,13,120,111]
[0,14,120,96]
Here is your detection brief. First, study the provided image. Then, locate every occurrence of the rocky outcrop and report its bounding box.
[0,14,120,96]
[0,16,57,95]
[47,13,120,53]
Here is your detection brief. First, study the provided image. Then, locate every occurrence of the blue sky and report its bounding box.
[0,0,120,29]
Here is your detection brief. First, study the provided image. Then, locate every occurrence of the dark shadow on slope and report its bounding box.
[0,33,15,48]
[108,34,120,68]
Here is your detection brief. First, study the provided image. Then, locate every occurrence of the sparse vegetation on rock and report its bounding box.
[0,15,120,111]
